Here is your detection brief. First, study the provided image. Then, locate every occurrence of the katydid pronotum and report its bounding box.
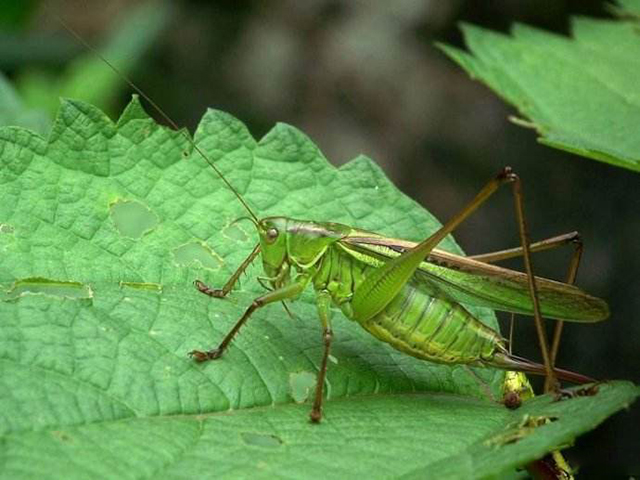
[57,17,609,425]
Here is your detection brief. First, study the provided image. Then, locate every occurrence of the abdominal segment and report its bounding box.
[361,282,504,365]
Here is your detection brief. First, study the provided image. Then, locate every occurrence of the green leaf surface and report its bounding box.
[1,99,638,478]
[439,3,640,173]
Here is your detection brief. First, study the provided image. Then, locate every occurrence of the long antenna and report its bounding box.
[53,13,260,223]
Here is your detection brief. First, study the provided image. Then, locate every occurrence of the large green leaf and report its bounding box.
[438,1,640,173]
[0,99,637,478]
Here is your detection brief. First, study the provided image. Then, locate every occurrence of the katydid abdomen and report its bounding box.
[359,280,592,384]
[315,243,503,365]
[362,282,502,364]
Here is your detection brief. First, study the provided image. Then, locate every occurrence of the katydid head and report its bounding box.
[257,217,290,281]
[257,217,350,282]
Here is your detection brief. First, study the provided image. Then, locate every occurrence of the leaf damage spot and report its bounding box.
[51,430,73,443]
[3,277,93,302]
[110,199,158,239]
[289,371,316,404]
[119,281,162,292]
[0,223,15,234]
[240,432,283,448]
[173,242,222,270]
[222,222,251,243]
[554,383,601,402]
[484,414,558,447]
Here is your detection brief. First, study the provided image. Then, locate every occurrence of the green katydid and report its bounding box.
[188,174,607,422]
[58,17,609,424]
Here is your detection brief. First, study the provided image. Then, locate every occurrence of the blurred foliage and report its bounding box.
[0,1,170,129]
[0,71,49,134]
[0,0,38,30]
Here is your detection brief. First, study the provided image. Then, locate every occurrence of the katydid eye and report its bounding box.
[266,228,279,241]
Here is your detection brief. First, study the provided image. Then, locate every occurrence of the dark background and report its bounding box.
[4,0,639,476]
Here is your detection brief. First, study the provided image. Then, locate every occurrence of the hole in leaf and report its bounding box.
[484,414,558,446]
[223,223,250,242]
[110,200,158,238]
[119,281,162,292]
[0,223,14,234]
[289,371,316,404]
[240,432,283,448]
[52,431,73,443]
[173,242,222,270]
[4,277,93,301]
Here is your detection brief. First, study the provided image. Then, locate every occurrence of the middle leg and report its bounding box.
[310,291,334,423]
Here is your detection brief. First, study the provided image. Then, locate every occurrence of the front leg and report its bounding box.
[190,274,310,362]
[195,243,260,298]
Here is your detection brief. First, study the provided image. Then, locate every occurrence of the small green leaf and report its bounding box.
[439,4,640,172]
[0,98,637,478]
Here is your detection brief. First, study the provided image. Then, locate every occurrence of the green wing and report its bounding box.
[342,235,609,322]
